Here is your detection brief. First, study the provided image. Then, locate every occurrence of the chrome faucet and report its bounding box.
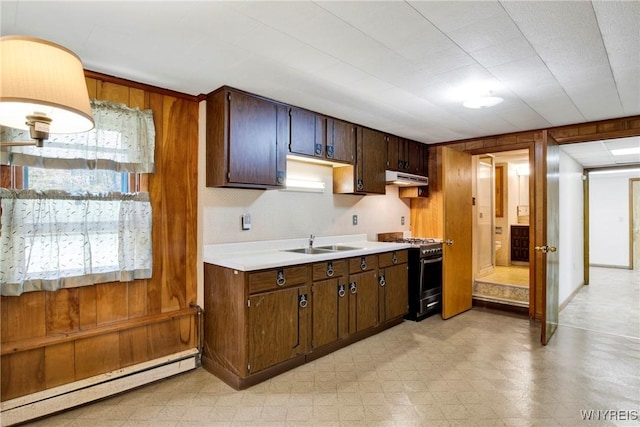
[309,234,315,248]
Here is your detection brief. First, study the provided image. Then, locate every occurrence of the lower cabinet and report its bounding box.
[348,255,379,333]
[203,249,408,389]
[311,259,349,349]
[248,285,310,373]
[378,251,409,322]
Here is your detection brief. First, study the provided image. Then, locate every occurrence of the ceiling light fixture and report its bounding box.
[463,96,504,109]
[610,147,640,156]
[0,35,94,147]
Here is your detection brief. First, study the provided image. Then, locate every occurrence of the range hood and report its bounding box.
[385,170,429,186]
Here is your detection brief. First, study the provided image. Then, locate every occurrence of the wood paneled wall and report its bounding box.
[1,72,199,401]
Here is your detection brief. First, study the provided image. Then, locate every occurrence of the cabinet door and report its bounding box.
[228,91,285,187]
[379,263,408,322]
[327,118,355,163]
[387,135,399,171]
[312,278,348,348]
[248,285,310,373]
[406,140,422,175]
[357,128,387,194]
[348,270,379,334]
[398,138,410,172]
[289,107,325,158]
[416,143,429,177]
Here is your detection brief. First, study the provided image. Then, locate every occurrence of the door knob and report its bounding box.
[534,245,557,253]
[444,239,454,246]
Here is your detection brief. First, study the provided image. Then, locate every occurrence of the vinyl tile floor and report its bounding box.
[25,268,640,427]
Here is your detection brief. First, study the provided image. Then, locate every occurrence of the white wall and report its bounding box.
[589,169,640,268]
[558,151,585,305]
[196,102,411,304]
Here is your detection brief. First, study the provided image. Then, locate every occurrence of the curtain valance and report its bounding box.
[0,99,155,173]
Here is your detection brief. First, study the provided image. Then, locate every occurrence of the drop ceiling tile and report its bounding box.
[488,56,560,91]
[445,12,523,52]
[409,1,505,33]
[469,37,536,69]
[603,137,640,150]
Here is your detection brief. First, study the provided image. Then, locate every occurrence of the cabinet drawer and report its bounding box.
[378,250,408,268]
[312,259,347,281]
[249,265,310,293]
[348,255,378,273]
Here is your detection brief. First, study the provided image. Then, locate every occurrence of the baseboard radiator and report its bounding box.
[1,348,199,426]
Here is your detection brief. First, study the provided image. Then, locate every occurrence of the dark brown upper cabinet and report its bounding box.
[206,86,288,189]
[393,138,428,177]
[327,118,356,164]
[386,135,399,171]
[333,127,387,195]
[289,107,326,158]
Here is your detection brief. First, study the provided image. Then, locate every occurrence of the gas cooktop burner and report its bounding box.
[392,237,442,245]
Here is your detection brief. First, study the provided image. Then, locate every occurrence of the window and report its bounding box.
[0,100,155,296]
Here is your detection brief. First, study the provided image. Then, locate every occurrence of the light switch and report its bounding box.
[241,213,251,231]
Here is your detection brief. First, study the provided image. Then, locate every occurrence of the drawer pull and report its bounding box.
[360,257,367,271]
[349,281,357,294]
[276,269,286,286]
[326,261,334,277]
[392,252,397,264]
[379,275,386,287]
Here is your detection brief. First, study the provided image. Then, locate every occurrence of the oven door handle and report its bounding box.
[421,257,443,264]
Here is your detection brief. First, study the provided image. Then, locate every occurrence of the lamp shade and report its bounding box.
[0,35,94,134]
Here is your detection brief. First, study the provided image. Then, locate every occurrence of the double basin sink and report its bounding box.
[284,245,360,255]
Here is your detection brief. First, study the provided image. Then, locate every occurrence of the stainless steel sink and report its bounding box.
[284,247,334,255]
[316,245,360,252]
[283,245,360,255]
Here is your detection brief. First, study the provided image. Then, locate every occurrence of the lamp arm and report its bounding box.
[0,141,42,147]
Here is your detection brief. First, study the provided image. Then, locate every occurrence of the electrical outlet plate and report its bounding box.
[352,214,358,225]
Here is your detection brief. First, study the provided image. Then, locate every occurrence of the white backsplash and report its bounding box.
[200,160,410,244]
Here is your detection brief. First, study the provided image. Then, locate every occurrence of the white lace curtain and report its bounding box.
[0,190,152,296]
[0,100,155,296]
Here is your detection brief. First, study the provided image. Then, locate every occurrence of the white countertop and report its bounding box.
[203,234,411,271]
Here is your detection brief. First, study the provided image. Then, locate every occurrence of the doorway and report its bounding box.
[472,149,531,311]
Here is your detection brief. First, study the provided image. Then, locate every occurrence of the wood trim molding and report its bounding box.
[84,69,200,102]
[549,116,640,144]
[1,307,197,356]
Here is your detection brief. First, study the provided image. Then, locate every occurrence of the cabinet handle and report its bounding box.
[338,284,346,298]
[326,261,334,277]
[360,257,367,271]
[299,294,308,308]
[356,179,364,191]
[276,269,286,286]
[398,160,403,169]
[379,275,386,287]
[392,252,397,264]
[314,143,322,155]
[327,145,334,158]
[276,171,286,185]
[349,281,357,294]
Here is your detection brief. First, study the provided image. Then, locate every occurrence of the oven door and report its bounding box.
[419,256,443,298]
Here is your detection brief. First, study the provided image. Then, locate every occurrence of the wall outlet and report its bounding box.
[352,214,358,226]
[401,216,405,225]
[241,213,251,231]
